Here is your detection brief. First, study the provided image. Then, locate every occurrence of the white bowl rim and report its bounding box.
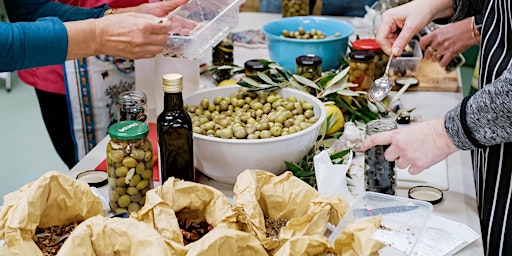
[262,16,354,42]
[185,86,327,144]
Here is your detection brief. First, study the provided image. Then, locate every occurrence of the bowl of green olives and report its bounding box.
[184,86,326,185]
[262,16,353,72]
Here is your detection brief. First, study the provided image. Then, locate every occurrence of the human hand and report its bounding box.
[361,118,459,174]
[419,18,476,67]
[132,0,189,17]
[95,13,172,59]
[376,0,454,56]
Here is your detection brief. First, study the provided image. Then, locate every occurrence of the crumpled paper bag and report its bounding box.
[272,235,334,256]
[132,177,238,255]
[185,228,268,256]
[332,216,384,256]
[57,216,173,255]
[0,171,104,256]
[232,169,349,251]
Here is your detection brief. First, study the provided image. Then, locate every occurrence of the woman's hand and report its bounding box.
[419,17,478,67]
[361,118,459,174]
[376,0,454,56]
[129,0,190,17]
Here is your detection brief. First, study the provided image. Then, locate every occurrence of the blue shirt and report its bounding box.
[0,0,108,72]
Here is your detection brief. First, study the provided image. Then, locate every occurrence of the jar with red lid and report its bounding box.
[352,38,389,79]
[348,51,375,91]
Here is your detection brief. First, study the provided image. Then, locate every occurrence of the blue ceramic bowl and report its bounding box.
[262,16,354,72]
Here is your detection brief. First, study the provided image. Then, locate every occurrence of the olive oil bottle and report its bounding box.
[157,73,195,183]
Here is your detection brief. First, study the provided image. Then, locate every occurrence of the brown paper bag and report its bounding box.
[0,171,104,256]
[333,216,384,256]
[272,235,334,256]
[185,228,268,256]
[57,216,174,255]
[132,178,238,255]
[232,169,348,251]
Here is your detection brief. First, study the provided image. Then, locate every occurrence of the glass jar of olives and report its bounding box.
[107,120,154,214]
[282,0,310,17]
[348,51,375,91]
[364,119,397,195]
[296,55,322,81]
[244,59,266,76]
[352,39,389,79]
[118,91,147,123]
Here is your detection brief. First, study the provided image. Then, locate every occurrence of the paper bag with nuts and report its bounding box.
[232,169,349,252]
[57,216,174,255]
[0,171,104,256]
[132,178,240,255]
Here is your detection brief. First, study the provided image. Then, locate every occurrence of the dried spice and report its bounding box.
[32,222,80,256]
[264,216,288,238]
[178,219,213,245]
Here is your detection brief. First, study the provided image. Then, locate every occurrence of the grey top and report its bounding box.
[443,0,512,150]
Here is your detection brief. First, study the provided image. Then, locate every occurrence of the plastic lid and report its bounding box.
[296,54,323,65]
[408,186,444,205]
[244,59,266,71]
[76,170,108,187]
[352,38,382,51]
[108,120,149,140]
[348,51,375,62]
[162,73,183,93]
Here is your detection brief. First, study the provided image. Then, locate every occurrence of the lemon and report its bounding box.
[325,103,345,135]
[217,79,238,87]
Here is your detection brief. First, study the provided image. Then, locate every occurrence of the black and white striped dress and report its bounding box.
[443,0,512,255]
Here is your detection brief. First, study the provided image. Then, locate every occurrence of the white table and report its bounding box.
[69,12,483,255]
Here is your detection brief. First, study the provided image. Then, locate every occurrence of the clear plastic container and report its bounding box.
[389,39,423,77]
[329,192,433,256]
[163,0,243,60]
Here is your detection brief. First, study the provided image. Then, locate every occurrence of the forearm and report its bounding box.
[4,0,107,22]
[64,19,98,60]
[445,67,512,149]
[436,0,485,23]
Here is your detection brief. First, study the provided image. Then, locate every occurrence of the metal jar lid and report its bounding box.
[352,38,382,52]
[296,54,323,66]
[408,185,444,205]
[348,51,375,62]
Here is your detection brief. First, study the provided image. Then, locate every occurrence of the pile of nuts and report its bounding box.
[187,89,319,139]
[282,0,309,17]
[178,218,213,245]
[264,216,288,238]
[32,222,79,255]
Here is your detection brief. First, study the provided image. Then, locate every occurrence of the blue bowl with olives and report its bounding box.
[262,16,354,72]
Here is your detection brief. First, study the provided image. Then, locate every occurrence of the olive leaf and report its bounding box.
[337,89,361,97]
[325,66,349,88]
[241,76,260,86]
[293,74,322,91]
[257,71,278,85]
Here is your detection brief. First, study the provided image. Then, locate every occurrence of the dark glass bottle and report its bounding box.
[157,73,195,183]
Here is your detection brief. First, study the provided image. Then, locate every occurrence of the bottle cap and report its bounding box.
[296,54,323,65]
[108,120,149,140]
[348,51,375,62]
[76,170,108,187]
[244,59,266,71]
[352,38,382,52]
[408,185,444,205]
[162,73,183,93]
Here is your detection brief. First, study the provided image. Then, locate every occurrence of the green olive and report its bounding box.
[118,195,131,208]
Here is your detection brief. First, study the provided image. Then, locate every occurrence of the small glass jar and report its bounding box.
[352,39,389,79]
[296,55,322,81]
[365,119,398,195]
[282,0,310,17]
[348,51,375,91]
[118,91,147,123]
[212,33,234,85]
[107,120,154,214]
[244,59,266,76]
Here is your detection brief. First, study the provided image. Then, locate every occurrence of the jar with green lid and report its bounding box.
[348,51,375,91]
[107,120,153,214]
[244,59,266,76]
[352,39,389,79]
[365,119,397,195]
[295,55,322,81]
[282,0,310,17]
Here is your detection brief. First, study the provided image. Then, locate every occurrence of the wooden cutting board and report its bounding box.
[391,58,461,92]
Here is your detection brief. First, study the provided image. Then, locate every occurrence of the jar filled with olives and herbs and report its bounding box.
[348,51,375,91]
[282,0,310,17]
[365,119,397,195]
[244,59,266,76]
[118,91,147,123]
[107,120,153,214]
[296,55,322,81]
[352,38,389,79]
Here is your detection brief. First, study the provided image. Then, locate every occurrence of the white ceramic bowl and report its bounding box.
[184,86,327,185]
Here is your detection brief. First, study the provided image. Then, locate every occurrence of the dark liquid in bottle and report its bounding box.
[157,95,194,182]
[365,144,396,195]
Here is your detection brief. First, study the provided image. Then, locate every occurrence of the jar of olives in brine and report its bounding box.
[352,39,389,79]
[365,119,397,195]
[282,0,310,17]
[118,91,147,123]
[244,59,266,76]
[348,51,375,91]
[107,120,153,214]
[296,55,322,81]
